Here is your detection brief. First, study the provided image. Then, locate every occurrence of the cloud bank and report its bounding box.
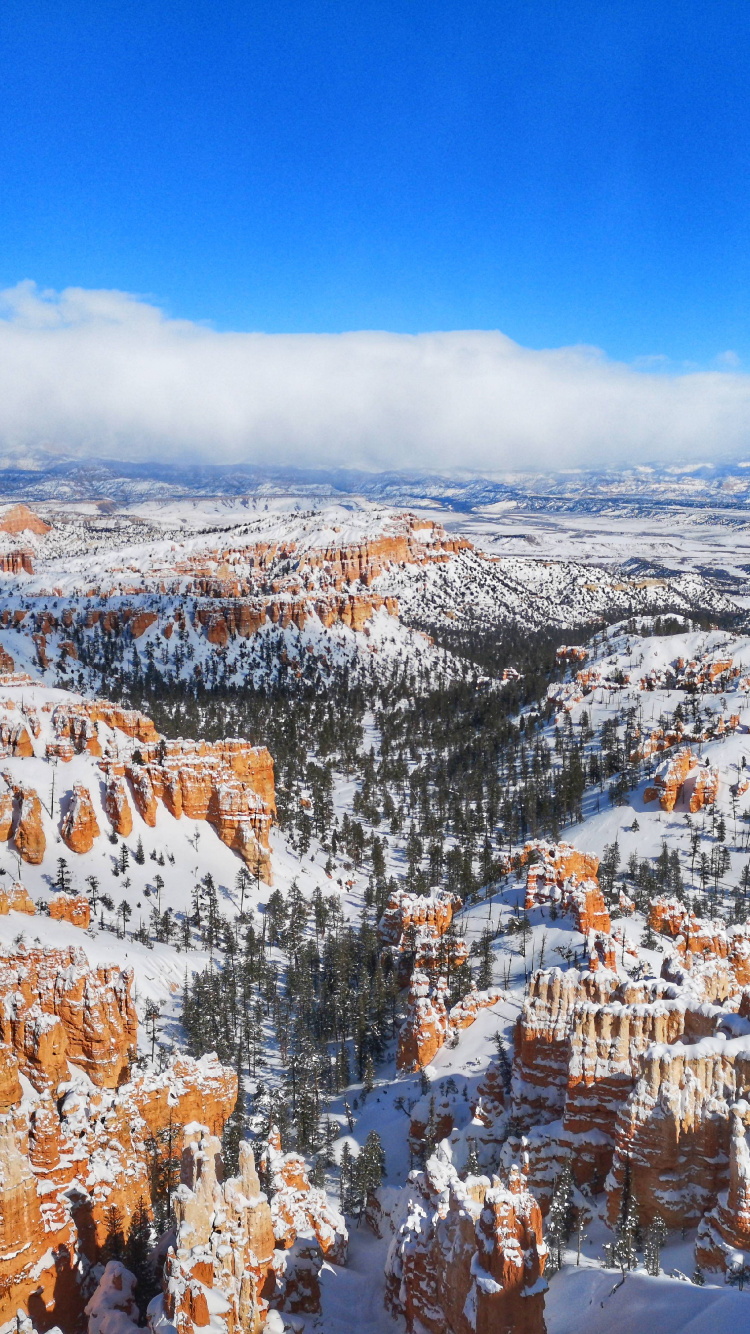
[1,280,749,472]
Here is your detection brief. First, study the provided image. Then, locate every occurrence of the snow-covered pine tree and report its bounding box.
[464,1136,480,1177]
[545,1160,573,1272]
[339,1142,354,1213]
[644,1214,668,1276]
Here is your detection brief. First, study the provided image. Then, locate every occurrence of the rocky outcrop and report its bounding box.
[0,719,34,758]
[378,888,466,983]
[0,881,35,915]
[86,1261,143,1334]
[109,736,276,883]
[150,1126,276,1334]
[522,841,610,935]
[104,774,133,836]
[508,966,715,1201]
[695,1098,750,1272]
[0,504,50,536]
[397,972,449,1070]
[61,784,101,854]
[0,943,137,1088]
[644,747,719,812]
[385,1155,547,1334]
[605,1036,750,1232]
[13,787,46,864]
[0,1025,237,1332]
[649,897,750,994]
[49,892,91,928]
[261,1126,347,1268]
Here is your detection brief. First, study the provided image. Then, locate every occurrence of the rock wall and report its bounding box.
[0,943,136,1088]
[385,1155,547,1334]
[0,974,237,1334]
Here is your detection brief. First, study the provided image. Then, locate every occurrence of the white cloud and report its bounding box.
[1,280,749,472]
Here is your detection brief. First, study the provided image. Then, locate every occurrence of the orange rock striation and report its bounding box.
[49,891,91,928]
[396,972,502,1071]
[0,942,137,1089]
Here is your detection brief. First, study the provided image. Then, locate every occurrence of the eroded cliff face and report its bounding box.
[520,841,610,935]
[0,943,136,1089]
[149,1127,276,1334]
[0,943,238,1334]
[377,888,501,1071]
[0,688,277,886]
[499,867,750,1279]
[385,1155,547,1334]
[148,1124,348,1334]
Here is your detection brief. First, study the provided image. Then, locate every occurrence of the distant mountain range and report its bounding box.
[1,451,750,512]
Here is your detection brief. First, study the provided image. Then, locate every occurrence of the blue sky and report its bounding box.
[2,1,749,365]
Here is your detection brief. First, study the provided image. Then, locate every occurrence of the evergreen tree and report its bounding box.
[339,1142,354,1213]
[124,1197,156,1318]
[644,1215,667,1276]
[102,1203,125,1262]
[546,1162,573,1272]
[464,1137,480,1177]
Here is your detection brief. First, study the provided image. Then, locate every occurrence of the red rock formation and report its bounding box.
[0,943,137,1088]
[49,892,91,929]
[116,736,276,883]
[0,993,237,1334]
[644,747,718,813]
[0,881,35,915]
[378,888,466,982]
[130,610,158,638]
[104,774,133,836]
[260,1126,347,1274]
[125,1053,237,1142]
[605,1037,750,1231]
[522,841,610,935]
[52,703,103,756]
[507,967,706,1201]
[13,787,46,864]
[86,1261,143,1334]
[696,1100,750,1272]
[397,972,449,1070]
[0,504,50,535]
[151,1127,276,1334]
[61,784,101,854]
[0,792,11,840]
[648,897,750,992]
[0,549,34,574]
[385,1156,547,1334]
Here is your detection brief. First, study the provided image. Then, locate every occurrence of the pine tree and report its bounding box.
[465,1137,480,1177]
[363,1053,375,1096]
[124,1197,155,1318]
[222,1049,246,1176]
[359,1130,386,1196]
[644,1215,667,1276]
[476,928,494,990]
[55,857,71,893]
[339,1142,354,1213]
[545,1161,573,1272]
[614,1176,640,1273]
[423,1096,438,1161]
[102,1203,125,1262]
